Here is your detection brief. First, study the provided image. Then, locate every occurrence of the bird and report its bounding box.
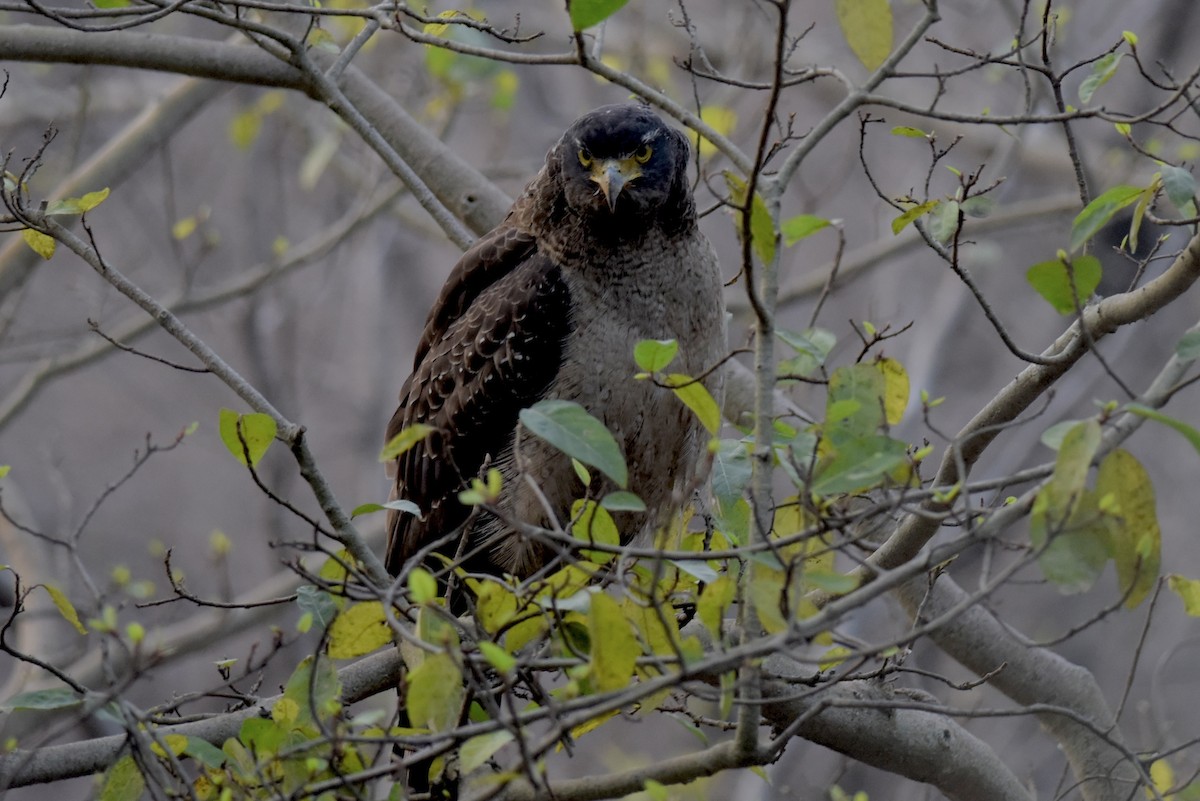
[383,102,726,585]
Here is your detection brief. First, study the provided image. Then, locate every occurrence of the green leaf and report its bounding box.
[350,502,385,518]
[218,409,276,467]
[571,500,619,564]
[960,195,995,218]
[408,568,438,604]
[0,465,9,479]
[327,602,393,658]
[1168,574,1200,615]
[295,585,337,628]
[670,559,719,583]
[1096,449,1160,607]
[1041,419,1086,451]
[183,737,228,769]
[804,569,860,594]
[568,0,630,30]
[43,584,87,635]
[928,199,960,242]
[1175,330,1200,361]
[781,214,831,245]
[633,339,678,372]
[711,439,752,512]
[1079,52,1123,104]
[98,755,144,801]
[407,652,464,731]
[461,729,515,773]
[45,188,111,216]
[1069,185,1143,252]
[834,0,894,71]
[92,0,130,6]
[723,171,776,266]
[282,654,342,727]
[0,687,83,712]
[1026,255,1102,314]
[379,423,435,462]
[890,199,939,235]
[810,434,908,496]
[520,400,627,487]
[490,70,519,111]
[478,640,517,673]
[22,229,55,260]
[1030,420,1109,593]
[588,592,639,693]
[826,363,887,436]
[665,374,721,434]
[599,491,646,512]
[1162,165,1196,214]
[777,327,836,378]
[1126,403,1200,458]
[889,125,929,138]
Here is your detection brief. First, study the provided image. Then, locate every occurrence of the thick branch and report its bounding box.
[0,648,404,788]
[0,25,510,237]
[895,575,1138,801]
[859,230,1200,578]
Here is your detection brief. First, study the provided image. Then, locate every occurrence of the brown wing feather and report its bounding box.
[384,245,570,577]
[409,224,537,369]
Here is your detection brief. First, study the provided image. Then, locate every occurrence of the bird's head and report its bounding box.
[553,103,692,230]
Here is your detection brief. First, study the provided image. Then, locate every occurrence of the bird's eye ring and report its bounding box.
[634,145,653,164]
[578,149,593,168]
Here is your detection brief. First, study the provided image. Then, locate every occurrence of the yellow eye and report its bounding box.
[634,145,653,164]
[578,149,593,168]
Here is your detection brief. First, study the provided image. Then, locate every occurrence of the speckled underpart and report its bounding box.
[384,103,726,579]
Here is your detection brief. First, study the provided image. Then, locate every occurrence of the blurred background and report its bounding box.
[3,0,1200,797]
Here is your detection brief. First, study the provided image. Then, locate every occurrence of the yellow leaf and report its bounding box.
[1096,449,1160,607]
[698,105,737,159]
[567,708,619,742]
[43,584,87,635]
[697,575,735,637]
[589,592,639,693]
[149,733,188,758]
[75,187,110,212]
[272,697,299,725]
[22,229,55,260]
[571,499,619,563]
[407,652,463,732]
[327,601,393,658]
[665,374,722,433]
[875,357,909,426]
[461,730,514,773]
[217,409,276,467]
[835,0,894,71]
[229,110,261,150]
[1167,574,1200,616]
[819,645,852,671]
[172,216,197,240]
[1147,758,1175,799]
[890,199,939,235]
[99,755,144,801]
[379,423,435,462]
[748,564,788,634]
[723,171,777,266]
[469,577,519,634]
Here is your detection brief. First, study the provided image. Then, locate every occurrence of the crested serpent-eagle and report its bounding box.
[384,103,726,582]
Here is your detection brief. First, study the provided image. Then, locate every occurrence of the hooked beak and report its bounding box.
[590,158,641,212]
